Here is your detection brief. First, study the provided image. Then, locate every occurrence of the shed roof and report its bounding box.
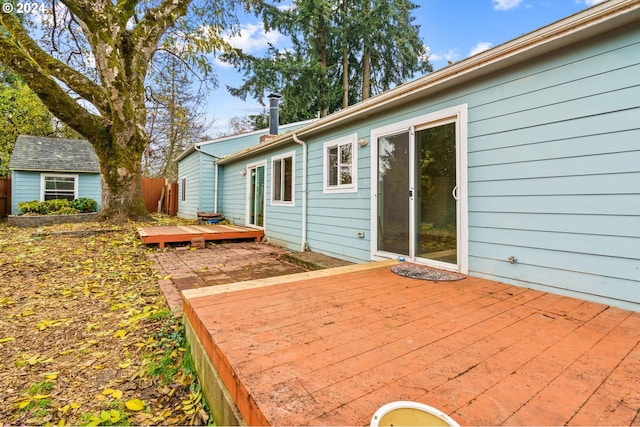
[9,135,100,173]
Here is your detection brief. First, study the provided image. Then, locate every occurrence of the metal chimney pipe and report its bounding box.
[268,93,281,135]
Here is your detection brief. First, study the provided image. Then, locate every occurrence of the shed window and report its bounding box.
[42,175,77,201]
[272,152,294,205]
[323,134,358,193]
[181,177,187,202]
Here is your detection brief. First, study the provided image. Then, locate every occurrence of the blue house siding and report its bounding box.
[304,131,372,262]
[11,170,101,214]
[11,171,40,213]
[177,121,315,219]
[212,9,639,310]
[177,153,202,219]
[462,24,640,309]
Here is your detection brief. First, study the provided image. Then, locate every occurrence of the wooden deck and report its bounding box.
[137,224,264,248]
[182,260,640,426]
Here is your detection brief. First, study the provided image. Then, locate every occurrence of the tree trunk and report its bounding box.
[361,0,371,101]
[341,0,349,109]
[93,129,150,222]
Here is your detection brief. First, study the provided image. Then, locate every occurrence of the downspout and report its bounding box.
[194,145,221,213]
[213,163,219,213]
[292,133,308,251]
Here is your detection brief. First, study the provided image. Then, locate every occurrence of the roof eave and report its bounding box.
[217,0,640,165]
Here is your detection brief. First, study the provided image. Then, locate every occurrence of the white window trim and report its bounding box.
[40,173,79,201]
[180,176,187,203]
[323,133,358,194]
[369,103,468,275]
[270,151,296,207]
[245,160,267,229]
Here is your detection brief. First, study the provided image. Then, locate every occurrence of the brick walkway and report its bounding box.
[148,242,310,316]
[182,261,640,426]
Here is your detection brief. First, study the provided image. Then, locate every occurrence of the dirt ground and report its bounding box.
[0,215,309,426]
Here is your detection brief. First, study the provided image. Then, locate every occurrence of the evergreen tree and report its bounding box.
[222,0,431,121]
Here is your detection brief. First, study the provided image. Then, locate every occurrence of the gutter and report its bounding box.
[216,0,639,166]
[292,133,308,252]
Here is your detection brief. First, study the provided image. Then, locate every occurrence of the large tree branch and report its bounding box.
[0,11,111,116]
[0,33,109,145]
[132,0,190,64]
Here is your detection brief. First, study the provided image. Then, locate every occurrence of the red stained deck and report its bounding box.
[137,224,264,248]
[182,260,640,426]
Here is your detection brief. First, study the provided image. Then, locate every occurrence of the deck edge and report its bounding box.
[184,314,247,426]
[182,259,398,300]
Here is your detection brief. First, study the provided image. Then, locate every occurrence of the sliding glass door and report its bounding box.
[374,106,467,272]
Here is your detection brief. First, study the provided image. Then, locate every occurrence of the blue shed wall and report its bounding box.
[11,171,101,214]
[217,22,640,310]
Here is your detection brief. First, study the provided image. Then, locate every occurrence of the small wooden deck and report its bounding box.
[137,224,264,248]
[182,260,640,426]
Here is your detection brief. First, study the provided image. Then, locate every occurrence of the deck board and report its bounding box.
[137,224,264,248]
[182,261,640,426]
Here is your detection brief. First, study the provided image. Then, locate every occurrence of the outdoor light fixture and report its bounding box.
[240,169,247,175]
[358,136,369,147]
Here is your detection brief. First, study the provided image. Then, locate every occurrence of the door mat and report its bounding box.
[391,263,466,281]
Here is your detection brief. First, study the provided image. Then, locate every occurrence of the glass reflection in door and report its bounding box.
[377,132,410,255]
[415,123,457,264]
[248,165,265,227]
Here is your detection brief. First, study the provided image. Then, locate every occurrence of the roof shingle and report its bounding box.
[8,135,100,173]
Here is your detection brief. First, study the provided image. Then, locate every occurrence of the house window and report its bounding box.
[323,134,357,193]
[272,152,294,205]
[181,177,187,202]
[42,174,77,201]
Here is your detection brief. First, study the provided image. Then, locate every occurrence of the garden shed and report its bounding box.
[8,135,101,214]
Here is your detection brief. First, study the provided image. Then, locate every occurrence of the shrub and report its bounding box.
[44,199,70,213]
[18,200,48,215]
[17,198,98,215]
[54,207,80,215]
[70,198,98,213]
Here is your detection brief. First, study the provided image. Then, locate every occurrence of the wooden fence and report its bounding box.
[0,177,9,218]
[141,177,178,216]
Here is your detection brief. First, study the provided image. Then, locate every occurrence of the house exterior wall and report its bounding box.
[10,170,101,214]
[177,122,315,219]
[177,152,202,219]
[217,21,640,310]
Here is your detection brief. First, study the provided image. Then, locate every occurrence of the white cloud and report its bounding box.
[492,0,524,11]
[578,0,607,6]
[426,46,461,64]
[469,42,493,56]
[225,22,285,54]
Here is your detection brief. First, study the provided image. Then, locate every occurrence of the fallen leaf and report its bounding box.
[44,371,59,380]
[113,329,127,339]
[125,398,145,411]
[0,337,15,344]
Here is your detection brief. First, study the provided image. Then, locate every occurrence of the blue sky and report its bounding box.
[205,0,606,135]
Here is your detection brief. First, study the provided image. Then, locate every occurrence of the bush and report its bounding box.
[70,198,98,213]
[18,198,98,215]
[45,198,70,213]
[54,207,80,215]
[18,200,47,215]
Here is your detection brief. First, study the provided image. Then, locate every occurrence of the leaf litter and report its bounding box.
[0,215,212,425]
